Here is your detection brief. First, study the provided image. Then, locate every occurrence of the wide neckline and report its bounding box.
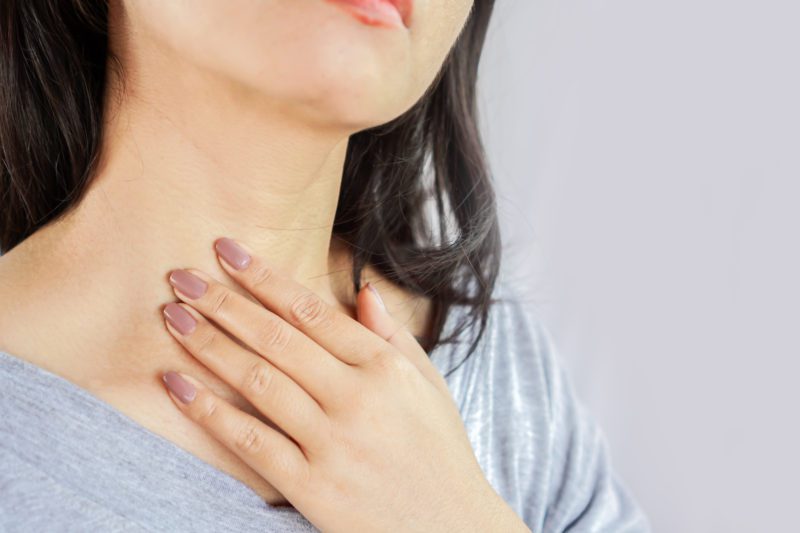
[0,302,472,519]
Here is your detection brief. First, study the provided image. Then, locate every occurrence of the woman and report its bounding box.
[0,0,649,531]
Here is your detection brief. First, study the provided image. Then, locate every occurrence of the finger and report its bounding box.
[161,370,309,501]
[213,237,392,367]
[355,283,450,395]
[167,268,352,408]
[162,302,330,455]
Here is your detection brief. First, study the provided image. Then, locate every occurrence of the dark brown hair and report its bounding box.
[0,0,500,375]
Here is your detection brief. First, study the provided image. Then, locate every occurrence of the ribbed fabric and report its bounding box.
[0,283,649,532]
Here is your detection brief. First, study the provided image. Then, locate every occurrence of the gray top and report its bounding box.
[0,283,650,532]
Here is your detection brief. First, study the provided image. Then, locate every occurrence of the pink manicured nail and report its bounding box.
[169,269,207,299]
[163,302,197,335]
[162,371,196,404]
[367,282,386,311]
[215,238,251,271]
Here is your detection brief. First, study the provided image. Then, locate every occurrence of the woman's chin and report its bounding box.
[250,66,418,131]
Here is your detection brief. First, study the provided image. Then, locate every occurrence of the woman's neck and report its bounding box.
[92,41,354,286]
[0,44,362,382]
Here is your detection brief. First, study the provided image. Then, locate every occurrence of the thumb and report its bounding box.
[356,282,449,393]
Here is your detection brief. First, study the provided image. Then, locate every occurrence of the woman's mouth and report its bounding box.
[324,0,413,29]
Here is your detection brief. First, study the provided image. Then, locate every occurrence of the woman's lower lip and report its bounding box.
[324,0,407,29]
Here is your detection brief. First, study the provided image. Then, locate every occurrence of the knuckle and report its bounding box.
[372,348,408,376]
[289,292,328,327]
[192,327,219,358]
[235,422,266,455]
[194,396,219,425]
[249,264,275,290]
[242,361,275,398]
[253,318,291,353]
[209,288,232,315]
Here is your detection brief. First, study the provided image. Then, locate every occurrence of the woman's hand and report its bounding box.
[159,237,529,532]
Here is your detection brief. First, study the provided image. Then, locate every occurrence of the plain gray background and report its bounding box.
[477,1,799,531]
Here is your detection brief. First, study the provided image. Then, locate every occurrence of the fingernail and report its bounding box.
[367,282,386,311]
[169,269,207,299]
[215,238,251,271]
[162,371,196,404]
[163,302,197,335]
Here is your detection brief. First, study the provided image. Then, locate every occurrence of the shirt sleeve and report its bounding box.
[520,306,651,532]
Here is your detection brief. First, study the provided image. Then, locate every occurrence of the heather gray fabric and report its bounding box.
[0,284,650,532]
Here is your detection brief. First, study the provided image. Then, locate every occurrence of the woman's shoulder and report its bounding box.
[441,277,651,531]
[435,276,561,419]
[432,276,559,396]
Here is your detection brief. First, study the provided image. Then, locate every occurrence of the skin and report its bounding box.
[0,0,528,528]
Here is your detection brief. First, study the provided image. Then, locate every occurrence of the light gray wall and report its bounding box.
[478,1,800,531]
